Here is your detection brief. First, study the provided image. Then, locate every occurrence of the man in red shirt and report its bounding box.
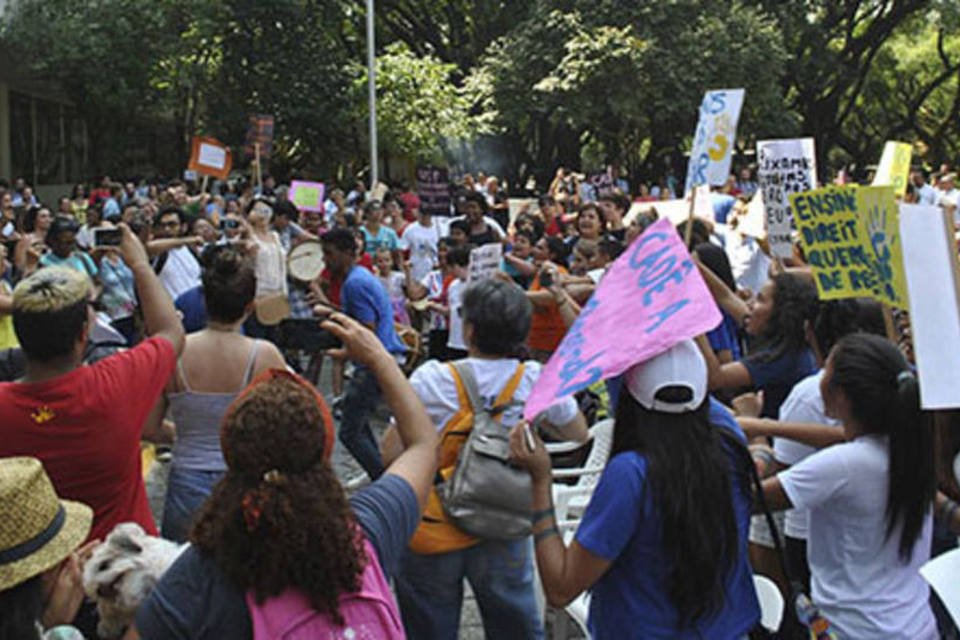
[0,224,185,542]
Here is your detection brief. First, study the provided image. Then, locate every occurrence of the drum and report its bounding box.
[287,240,325,282]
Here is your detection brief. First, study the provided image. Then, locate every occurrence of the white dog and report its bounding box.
[82,522,187,639]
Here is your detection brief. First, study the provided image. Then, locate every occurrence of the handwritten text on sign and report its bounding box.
[467,243,503,282]
[684,89,745,195]
[523,217,722,420]
[790,185,907,307]
[289,180,326,212]
[757,138,817,259]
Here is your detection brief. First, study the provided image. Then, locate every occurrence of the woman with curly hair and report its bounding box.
[135,312,438,639]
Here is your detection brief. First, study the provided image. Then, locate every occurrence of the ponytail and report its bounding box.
[888,370,935,559]
[829,334,935,561]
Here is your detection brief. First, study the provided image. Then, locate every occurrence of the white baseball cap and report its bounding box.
[624,339,707,414]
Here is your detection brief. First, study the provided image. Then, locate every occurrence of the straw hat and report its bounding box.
[0,457,92,591]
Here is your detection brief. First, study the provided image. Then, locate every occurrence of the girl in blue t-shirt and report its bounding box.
[509,340,760,639]
[696,271,819,420]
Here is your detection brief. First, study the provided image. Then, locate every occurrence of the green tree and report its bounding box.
[839,5,960,169]
[472,1,790,187]
[353,42,490,168]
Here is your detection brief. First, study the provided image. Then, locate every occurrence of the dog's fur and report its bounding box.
[82,522,187,638]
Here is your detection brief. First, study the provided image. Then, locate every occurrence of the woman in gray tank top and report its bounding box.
[149,245,287,542]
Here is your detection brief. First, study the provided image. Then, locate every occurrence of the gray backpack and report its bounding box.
[439,361,534,540]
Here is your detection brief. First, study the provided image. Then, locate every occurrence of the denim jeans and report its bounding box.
[395,538,544,640]
[161,466,224,543]
[340,366,385,479]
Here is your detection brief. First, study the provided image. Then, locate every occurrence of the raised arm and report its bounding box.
[509,424,611,607]
[121,223,185,356]
[320,311,438,510]
[695,334,753,390]
[695,254,750,326]
[146,236,202,257]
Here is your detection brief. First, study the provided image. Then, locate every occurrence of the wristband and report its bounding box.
[530,508,555,525]
[534,526,559,544]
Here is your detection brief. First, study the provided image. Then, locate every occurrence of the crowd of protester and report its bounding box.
[0,162,958,640]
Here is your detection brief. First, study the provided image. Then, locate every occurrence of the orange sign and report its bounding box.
[187,136,232,180]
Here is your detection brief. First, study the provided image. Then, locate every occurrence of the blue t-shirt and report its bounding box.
[136,474,419,640]
[707,310,742,361]
[361,226,399,257]
[39,251,98,278]
[341,266,406,357]
[711,193,737,224]
[743,347,818,418]
[576,398,760,639]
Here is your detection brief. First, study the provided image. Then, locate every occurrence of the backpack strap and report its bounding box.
[451,360,526,419]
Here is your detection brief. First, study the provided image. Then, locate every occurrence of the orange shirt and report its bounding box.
[528,267,569,353]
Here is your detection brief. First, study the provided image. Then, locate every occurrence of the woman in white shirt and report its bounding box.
[762,333,937,639]
[244,197,287,338]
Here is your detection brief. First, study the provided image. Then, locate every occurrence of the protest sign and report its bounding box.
[757,138,817,258]
[738,191,766,239]
[289,180,325,213]
[244,114,275,158]
[187,136,232,180]
[508,198,537,227]
[790,185,907,307]
[416,166,452,217]
[921,547,960,629]
[899,204,960,408]
[587,172,616,198]
[467,243,503,283]
[872,141,912,197]
[523,217,722,420]
[684,89,745,195]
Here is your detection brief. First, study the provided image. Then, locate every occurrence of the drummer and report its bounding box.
[273,199,319,253]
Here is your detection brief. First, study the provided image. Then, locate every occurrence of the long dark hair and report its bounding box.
[191,374,363,624]
[827,334,935,560]
[754,273,818,362]
[611,391,750,625]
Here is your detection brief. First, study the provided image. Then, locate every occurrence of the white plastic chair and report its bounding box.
[549,419,615,522]
[753,574,785,632]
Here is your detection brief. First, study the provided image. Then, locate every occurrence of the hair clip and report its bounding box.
[896,370,915,385]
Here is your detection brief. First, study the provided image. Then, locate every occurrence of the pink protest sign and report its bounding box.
[523,217,722,420]
[289,180,326,213]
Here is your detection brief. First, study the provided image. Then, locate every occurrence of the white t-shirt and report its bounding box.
[446,279,466,350]
[158,246,202,300]
[779,435,936,640]
[401,222,439,283]
[916,183,938,206]
[410,357,579,433]
[774,370,840,540]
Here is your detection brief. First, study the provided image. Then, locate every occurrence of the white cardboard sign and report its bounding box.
[757,138,817,259]
[899,204,960,408]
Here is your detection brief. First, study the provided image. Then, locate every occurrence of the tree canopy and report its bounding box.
[1,0,954,185]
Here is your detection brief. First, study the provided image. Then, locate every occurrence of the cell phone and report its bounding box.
[93,227,122,248]
[539,269,553,289]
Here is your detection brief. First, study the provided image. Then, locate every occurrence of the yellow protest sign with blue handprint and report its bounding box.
[790,185,908,307]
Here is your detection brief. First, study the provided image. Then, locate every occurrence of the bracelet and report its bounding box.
[534,526,559,544]
[531,507,555,525]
